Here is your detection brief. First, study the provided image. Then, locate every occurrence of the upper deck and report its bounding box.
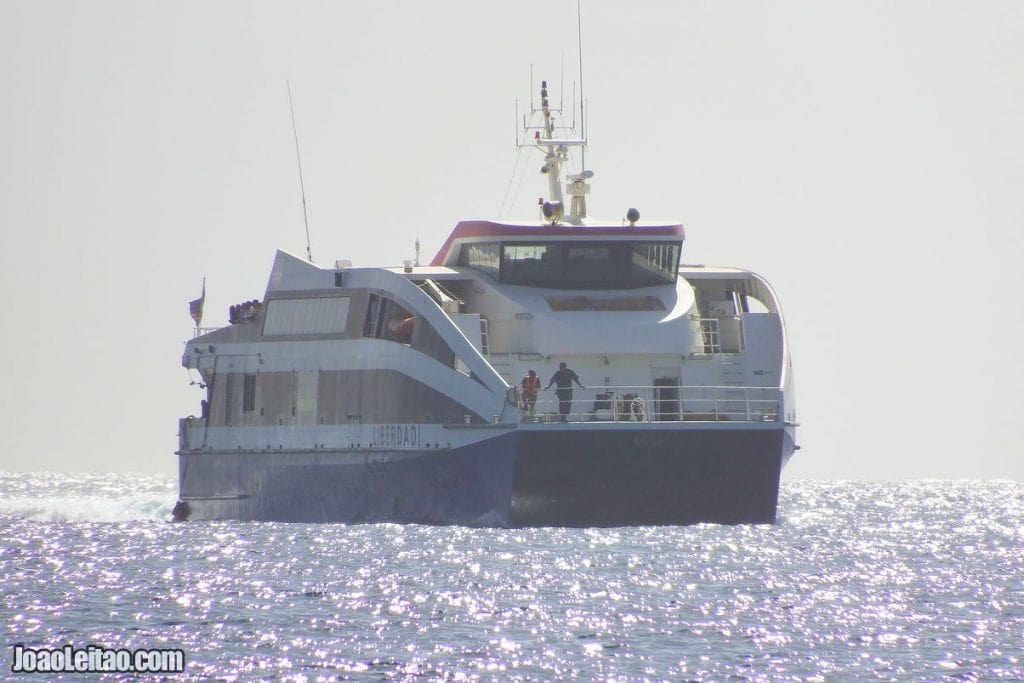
[431,220,686,291]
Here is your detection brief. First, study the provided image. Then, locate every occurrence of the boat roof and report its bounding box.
[678,264,755,276]
[384,265,466,280]
[431,219,685,267]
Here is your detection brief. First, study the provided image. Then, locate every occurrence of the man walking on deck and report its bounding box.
[546,362,585,422]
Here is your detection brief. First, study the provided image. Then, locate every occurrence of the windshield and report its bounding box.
[495,241,680,289]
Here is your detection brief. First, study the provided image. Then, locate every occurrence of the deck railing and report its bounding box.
[517,384,780,424]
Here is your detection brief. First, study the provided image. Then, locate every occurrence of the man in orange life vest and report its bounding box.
[520,369,541,414]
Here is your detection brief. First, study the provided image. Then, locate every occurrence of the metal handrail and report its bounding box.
[518,384,781,424]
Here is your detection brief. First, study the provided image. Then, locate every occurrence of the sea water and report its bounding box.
[1,473,1022,681]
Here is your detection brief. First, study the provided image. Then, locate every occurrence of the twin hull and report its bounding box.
[175,423,795,527]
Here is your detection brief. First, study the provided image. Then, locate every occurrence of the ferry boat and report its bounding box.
[174,81,798,526]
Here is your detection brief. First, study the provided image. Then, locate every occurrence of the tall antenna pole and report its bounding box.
[577,0,586,171]
[287,81,314,263]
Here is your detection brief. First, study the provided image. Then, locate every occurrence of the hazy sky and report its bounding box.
[1,1,1021,479]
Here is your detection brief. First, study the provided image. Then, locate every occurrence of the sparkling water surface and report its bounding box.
[2,473,1022,681]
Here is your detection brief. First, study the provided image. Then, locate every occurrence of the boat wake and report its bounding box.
[0,471,176,522]
[0,494,173,522]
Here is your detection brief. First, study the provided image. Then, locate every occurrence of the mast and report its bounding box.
[287,81,314,263]
[531,80,591,225]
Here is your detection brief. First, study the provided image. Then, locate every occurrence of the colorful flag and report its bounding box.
[189,278,206,325]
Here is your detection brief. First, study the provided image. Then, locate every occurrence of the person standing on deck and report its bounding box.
[546,362,585,422]
[521,370,541,415]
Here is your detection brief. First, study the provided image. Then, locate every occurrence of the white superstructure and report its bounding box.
[174,79,798,526]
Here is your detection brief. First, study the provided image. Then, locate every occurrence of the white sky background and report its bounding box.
[0,1,1021,479]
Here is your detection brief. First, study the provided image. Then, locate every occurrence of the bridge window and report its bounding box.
[501,244,562,287]
[497,242,679,289]
[631,243,680,287]
[458,242,500,279]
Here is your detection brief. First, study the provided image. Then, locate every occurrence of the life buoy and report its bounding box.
[618,394,646,422]
[630,396,646,422]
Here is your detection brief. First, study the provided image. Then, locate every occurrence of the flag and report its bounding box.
[189,278,206,325]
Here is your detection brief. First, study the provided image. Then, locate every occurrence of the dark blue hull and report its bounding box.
[175,425,793,526]
[512,425,794,526]
[176,432,517,526]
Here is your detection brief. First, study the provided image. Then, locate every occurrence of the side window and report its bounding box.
[224,374,234,425]
[363,294,415,345]
[411,317,457,368]
[243,374,256,413]
[361,293,458,368]
[382,302,415,344]
[363,294,382,337]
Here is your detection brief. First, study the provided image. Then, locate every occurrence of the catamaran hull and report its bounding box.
[175,433,517,526]
[512,425,795,527]
[174,424,793,526]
